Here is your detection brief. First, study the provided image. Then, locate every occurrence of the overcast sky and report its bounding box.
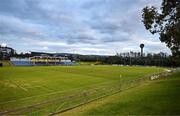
[0,0,171,55]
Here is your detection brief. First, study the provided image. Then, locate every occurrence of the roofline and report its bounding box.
[0,46,14,50]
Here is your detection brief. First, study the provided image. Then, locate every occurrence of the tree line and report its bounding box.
[76,52,179,67]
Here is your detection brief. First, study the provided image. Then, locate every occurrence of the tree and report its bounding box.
[142,0,180,59]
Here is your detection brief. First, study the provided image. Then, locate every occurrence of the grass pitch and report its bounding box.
[0,65,165,113]
[62,71,180,115]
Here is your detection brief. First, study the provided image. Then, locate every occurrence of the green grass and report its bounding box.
[75,61,101,65]
[0,65,165,114]
[62,71,180,115]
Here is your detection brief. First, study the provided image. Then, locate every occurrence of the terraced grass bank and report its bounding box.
[0,60,12,67]
[62,71,180,115]
[0,66,165,115]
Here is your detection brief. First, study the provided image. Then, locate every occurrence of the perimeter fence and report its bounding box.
[0,70,174,115]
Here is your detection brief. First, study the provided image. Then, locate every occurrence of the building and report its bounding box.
[28,52,73,65]
[29,56,69,65]
[0,45,15,60]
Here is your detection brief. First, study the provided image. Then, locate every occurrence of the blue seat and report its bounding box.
[11,61,33,66]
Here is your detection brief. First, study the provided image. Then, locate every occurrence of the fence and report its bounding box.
[0,71,173,115]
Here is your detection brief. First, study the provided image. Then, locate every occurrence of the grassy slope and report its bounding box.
[0,66,164,111]
[62,71,180,115]
[0,60,12,67]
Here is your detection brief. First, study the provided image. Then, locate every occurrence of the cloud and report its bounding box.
[1,43,7,47]
[0,0,170,55]
[42,46,49,50]
[0,15,44,37]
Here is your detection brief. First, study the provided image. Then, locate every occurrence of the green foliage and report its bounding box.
[142,0,180,58]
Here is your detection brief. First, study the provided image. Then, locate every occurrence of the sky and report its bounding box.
[0,0,171,55]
